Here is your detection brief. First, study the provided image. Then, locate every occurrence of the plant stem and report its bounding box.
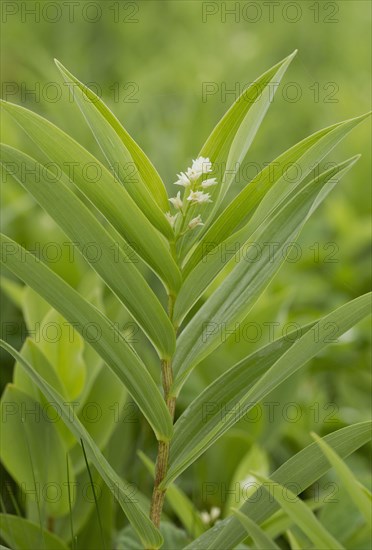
[149,296,177,528]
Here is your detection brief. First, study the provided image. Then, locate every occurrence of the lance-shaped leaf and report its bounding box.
[174,157,358,325]
[0,514,69,550]
[166,293,371,485]
[54,59,172,237]
[0,100,181,293]
[0,341,163,550]
[0,144,175,359]
[1,385,74,518]
[178,50,297,254]
[250,473,344,549]
[172,157,356,391]
[0,235,173,442]
[165,326,312,485]
[183,112,370,275]
[232,509,280,550]
[183,421,372,549]
[311,432,372,527]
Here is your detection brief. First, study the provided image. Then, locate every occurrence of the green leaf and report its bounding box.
[12,338,75,450]
[225,444,270,512]
[251,473,344,549]
[183,421,372,549]
[286,530,303,550]
[311,432,372,527]
[0,341,163,550]
[69,365,127,474]
[0,385,74,517]
[116,522,191,550]
[165,326,312,485]
[174,157,358,326]
[0,235,173,442]
[172,158,360,391]
[183,112,371,275]
[0,144,176,359]
[232,509,280,549]
[54,59,172,237]
[0,514,68,550]
[178,51,297,255]
[0,100,181,293]
[0,276,23,308]
[201,50,296,208]
[21,286,50,333]
[166,293,370,485]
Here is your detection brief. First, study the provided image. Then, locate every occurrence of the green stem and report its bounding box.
[149,295,177,529]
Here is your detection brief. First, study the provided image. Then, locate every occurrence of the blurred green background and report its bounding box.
[1,0,371,546]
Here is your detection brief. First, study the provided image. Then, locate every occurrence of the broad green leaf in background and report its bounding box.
[183,421,371,549]
[37,309,86,399]
[172,160,362,391]
[12,339,76,450]
[174,157,358,326]
[0,385,73,518]
[0,276,23,308]
[311,432,372,527]
[166,293,370,485]
[21,287,50,334]
[178,50,297,254]
[0,514,68,550]
[183,112,371,275]
[251,473,344,549]
[69,365,127,473]
[0,341,164,550]
[0,100,181,293]
[54,60,172,237]
[0,235,173,442]
[0,145,175,359]
[232,509,280,549]
[13,338,66,402]
[225,444,270,513]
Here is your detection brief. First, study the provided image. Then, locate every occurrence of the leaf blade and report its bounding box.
[0,234,173,442]
[54,59,172,237]
[311,432,372,527]
[0,99,181,293]
[0,341,163,549]
[0,144,175,359]
[166,293,371,485]
[232,509,280,550]
[173,158,360,390]
[251,473,344,549]
[183,422,372,549]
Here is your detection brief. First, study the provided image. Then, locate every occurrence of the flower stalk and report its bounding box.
[150,157,218,529]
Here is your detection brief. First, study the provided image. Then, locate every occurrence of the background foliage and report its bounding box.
[0,1,371,548]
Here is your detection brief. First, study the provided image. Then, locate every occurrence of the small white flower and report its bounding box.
[174,172,191,187]
[199,507,221,525]
[201,177,218,188]
[188,215,204,229]
[187,191,212,204]
[200,511,210,524]
[169,191,183,210]
[165,212,179,228]
[210,507,221,522]
[186,156,212,181]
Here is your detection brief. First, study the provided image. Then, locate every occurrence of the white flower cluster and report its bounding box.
[200,506,221,525]
[166,156,218,232]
